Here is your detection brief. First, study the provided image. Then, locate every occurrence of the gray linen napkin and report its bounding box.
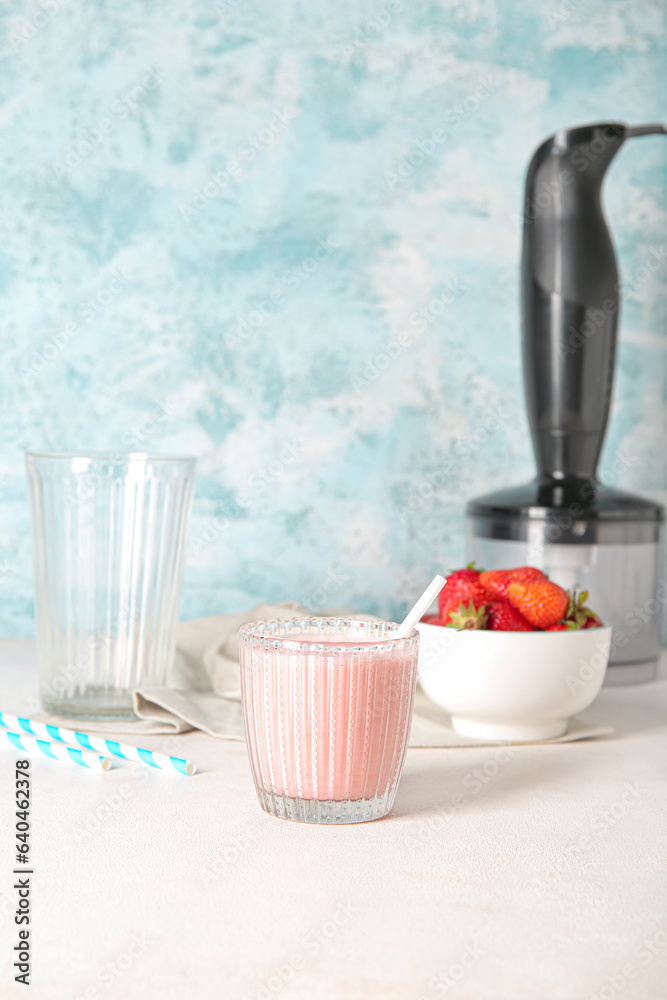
[37,602,613,747]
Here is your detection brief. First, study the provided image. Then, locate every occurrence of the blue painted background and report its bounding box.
[1,0,666,634]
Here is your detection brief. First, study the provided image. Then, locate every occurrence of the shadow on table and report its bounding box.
[390,680,667,820]
[389,751,579,820]
[587,680,667,740]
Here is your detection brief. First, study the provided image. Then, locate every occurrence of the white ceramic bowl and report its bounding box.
[416,621,612,741]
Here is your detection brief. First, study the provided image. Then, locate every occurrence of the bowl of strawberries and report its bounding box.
[416,564,612,741]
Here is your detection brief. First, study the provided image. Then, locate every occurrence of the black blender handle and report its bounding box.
[521,122,666,483]
[625,124,667,137]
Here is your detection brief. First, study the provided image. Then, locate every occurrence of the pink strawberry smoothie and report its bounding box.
[243,632,417,803]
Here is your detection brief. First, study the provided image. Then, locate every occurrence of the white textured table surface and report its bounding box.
[0,641,666,1000]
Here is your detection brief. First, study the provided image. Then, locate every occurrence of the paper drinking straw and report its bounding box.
[0,712,196,776]
[394,574,447,639]
[0,727,110,770]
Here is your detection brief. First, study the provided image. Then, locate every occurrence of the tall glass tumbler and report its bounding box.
[26,452,196,720]
[239,618,419,824]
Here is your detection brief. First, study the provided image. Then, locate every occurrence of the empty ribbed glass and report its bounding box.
[239,618,419,824]
[26,452,196,720]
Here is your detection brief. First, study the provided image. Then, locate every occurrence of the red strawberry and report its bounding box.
[440,593,485,625]
[507,579,569,629]
[509,566,547,584]
[479,566,545,600]
[478,569,511,599]
[486,600,534,631]
[551,589,604,630]
[444,599,489,630]
[438,565,487,619]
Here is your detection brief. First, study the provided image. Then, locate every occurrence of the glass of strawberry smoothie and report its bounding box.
[239,618,420,824]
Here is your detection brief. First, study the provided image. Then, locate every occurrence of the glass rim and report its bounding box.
[25,450,197,465]
[239,617,419,649]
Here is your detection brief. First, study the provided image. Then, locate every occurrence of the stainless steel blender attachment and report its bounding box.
[468,123,666,683]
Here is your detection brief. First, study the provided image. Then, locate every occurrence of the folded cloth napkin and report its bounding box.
[36,602,613,747]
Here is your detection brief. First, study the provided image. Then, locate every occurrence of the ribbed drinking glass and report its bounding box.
[239,618,419,824]
[26,452,196,720]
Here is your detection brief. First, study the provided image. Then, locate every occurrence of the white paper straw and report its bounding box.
[394,574,447,639]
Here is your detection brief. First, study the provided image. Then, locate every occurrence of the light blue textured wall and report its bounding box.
[1,0,666,634]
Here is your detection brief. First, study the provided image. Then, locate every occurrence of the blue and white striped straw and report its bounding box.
[0,712,196,775]
[0,727,110,770]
